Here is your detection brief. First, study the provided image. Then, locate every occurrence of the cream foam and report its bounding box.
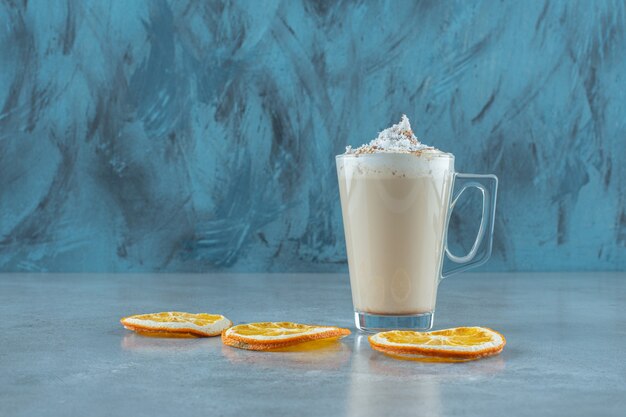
[346,115,442,155]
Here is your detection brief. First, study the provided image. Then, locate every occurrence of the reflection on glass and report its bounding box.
[347,335,441,417]
[347,335,506,417]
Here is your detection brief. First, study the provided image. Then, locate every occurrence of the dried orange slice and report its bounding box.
[369,327,505,360]
[377,350,475,362]
[121,312,232,337]
[222,321,351,351]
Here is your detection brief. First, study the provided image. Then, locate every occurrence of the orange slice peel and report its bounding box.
[121,311,232,337]
[222,321,351,351]
[369,326,505,360]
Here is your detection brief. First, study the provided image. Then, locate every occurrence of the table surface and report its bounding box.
[1,272,625,417]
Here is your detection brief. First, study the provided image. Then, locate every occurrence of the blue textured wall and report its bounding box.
[1,0,625,272]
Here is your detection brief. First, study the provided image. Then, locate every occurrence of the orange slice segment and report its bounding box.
[375,348,476,362]
[121,312,232,337]
[131,329,201,339]
[369,327,505,360]
[222,322,351,351]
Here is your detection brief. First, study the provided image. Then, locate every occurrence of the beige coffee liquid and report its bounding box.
[337,153,454,315]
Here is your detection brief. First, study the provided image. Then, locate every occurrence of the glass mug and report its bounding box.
[336,152,497,332]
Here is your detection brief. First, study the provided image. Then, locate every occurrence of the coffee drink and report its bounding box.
[337,114,497,332]
[337,153,453,315]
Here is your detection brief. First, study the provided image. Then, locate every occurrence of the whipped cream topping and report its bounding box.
[346,115,439,155]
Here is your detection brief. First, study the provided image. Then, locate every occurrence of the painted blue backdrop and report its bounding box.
[1,0,625,272]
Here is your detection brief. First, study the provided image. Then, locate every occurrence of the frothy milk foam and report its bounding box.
[337,116,454,315]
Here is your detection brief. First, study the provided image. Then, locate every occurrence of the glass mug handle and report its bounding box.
[441,173,498,279]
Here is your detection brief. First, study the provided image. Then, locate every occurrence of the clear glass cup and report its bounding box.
[336,152,497,332]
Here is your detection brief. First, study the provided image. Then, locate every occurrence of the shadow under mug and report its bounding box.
[336,152,497,332]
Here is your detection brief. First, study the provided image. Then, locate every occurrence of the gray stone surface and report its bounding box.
[1,273,625,417]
